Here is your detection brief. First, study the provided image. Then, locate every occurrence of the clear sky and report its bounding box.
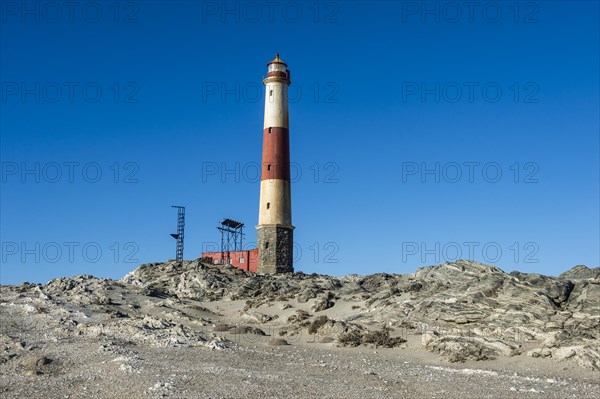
[1,1,598,284]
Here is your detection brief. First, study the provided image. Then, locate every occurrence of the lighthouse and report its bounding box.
[256,53,294,274]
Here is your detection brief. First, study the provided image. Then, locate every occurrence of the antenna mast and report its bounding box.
[170,206,185,261]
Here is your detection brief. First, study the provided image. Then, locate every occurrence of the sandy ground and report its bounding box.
[1,292,598,399]
[1,332,599,399]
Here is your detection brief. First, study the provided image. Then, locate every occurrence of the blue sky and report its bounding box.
[1,1,598,284]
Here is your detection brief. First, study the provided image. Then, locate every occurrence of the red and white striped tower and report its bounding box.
[256,53,294,274]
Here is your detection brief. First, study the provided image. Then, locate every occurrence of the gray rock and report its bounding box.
[311,292,334,312]
[4,258,598,373]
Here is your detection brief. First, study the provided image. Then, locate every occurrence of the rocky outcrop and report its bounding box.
[560,265,600,280]
[2,259,598,371]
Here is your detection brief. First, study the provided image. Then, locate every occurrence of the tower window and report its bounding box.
[268,127,272,133]
[265,242,269,249]
[267,164,271,171]
[266,202,270,209]
[270,89,273,97]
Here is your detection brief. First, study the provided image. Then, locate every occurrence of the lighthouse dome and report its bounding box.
[267,53,287,73]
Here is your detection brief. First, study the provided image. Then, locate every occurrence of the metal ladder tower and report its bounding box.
[170,206,185,261]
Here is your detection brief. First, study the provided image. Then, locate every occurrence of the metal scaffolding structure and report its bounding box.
[217,218,244,264]
[170,206,185,261]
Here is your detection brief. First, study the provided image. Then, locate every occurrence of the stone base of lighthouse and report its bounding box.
[256,225,294,274]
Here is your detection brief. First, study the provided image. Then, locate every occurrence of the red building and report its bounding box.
[201,249,259,273]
